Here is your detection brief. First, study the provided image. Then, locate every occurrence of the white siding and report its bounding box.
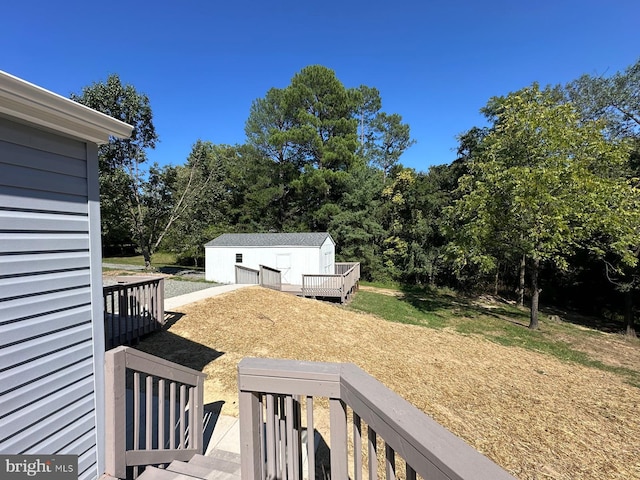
[0,117,100,480]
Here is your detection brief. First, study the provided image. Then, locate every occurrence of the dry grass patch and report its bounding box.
[553,329,640,371]
[138,287,640,479]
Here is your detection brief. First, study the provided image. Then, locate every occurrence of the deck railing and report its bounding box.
[105,346,205,480]
[259,265,282,291]
[238,358,516,480]
[104,276,165,349]
[301,262,360,303]
[235,265,282,290]
[236,265,260,285]
[341,262,360,295]
[334,262,359,276]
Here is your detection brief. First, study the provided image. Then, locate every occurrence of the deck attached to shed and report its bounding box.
[235,262,360,303]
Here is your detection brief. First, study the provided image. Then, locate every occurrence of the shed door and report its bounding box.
[276,254,291,283]
[324,251,333,273]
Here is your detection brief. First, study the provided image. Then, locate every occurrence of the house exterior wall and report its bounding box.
[0,116,104,480]
[205,241,335,285]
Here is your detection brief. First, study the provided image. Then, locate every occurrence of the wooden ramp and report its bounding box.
[136,451,240,480]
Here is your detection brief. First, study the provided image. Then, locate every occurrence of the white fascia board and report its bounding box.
[0,71,133,144]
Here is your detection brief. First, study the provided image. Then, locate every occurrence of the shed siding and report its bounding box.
[0,118,100,480]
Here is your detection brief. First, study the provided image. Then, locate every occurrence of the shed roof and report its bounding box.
[205,232,334,248]
[0,70,133,144]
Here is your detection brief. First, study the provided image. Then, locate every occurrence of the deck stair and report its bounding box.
[136,451,241,480]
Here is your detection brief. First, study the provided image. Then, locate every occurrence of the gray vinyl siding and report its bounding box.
[0,117,100,480]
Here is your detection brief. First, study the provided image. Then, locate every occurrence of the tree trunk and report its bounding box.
[494,265,500,296]
[141,246,152,270]
[529,258,540,330]
[625,290,637,338]
[518,255,526,307]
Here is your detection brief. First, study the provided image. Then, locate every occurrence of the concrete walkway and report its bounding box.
[164,284,250,311]
[205,415,241,456]
[203,413,316,477]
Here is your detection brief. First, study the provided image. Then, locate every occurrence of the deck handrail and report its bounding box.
[105,346,205,479]
[235,265,260,284]
[335,262,359,275]
[238,357,516,480]
[341,263,359,295]
[103,276,165,349]
[259,265,281,291]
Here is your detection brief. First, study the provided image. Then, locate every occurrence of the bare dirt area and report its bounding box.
[137,287,640,480]
[358,284,405,297]
[556,330,640,371]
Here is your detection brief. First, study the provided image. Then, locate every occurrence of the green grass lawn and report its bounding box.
[103,252,195,269]
[349,283,640,388]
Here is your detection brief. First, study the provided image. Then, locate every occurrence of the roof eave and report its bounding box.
[0,70,133,144]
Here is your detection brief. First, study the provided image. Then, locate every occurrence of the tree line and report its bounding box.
[72,61,640,336]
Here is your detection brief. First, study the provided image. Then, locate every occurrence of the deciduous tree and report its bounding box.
[447,84,637,329]
[72,74,158,265]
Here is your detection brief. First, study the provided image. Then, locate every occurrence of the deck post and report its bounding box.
[329,398,349,479]
[239,390,263,480]
[104,347,127,479]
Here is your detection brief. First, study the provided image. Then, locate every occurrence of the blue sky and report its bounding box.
[2,0,638,172]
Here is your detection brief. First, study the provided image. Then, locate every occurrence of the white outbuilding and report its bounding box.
[204,232,335,285]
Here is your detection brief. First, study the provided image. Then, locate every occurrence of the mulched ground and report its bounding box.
[137,287,640,480]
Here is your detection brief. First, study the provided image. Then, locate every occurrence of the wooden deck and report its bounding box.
[236,262,361,304]
[280,284,302,295]
[301,262,360,303]
[103,350,515,480]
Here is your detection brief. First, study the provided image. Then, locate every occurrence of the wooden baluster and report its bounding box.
[179,385,186,448]
[353,413,362,480]
[188,386,195,449]
[259,395,265,480]
[133,371,140,479]
[368,427,377,480]
[278,396,285,479]
[158,379,165,450]
[306,396,315,480]
[293,396,301,480]
[286,395,301,480]
[385,443,396,480]
[146,375,153,450]
[406,463,417,480]
[265,394,277,479]
[169,382,176,450]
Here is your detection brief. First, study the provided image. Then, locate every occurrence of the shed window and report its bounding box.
[236,253,243,263]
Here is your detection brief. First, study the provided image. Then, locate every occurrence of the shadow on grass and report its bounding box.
[163,311,185,328]
[396,285,532,329]
[398,285,455,311]
[397,285,627,335]
[157,265,205,275]
[544,305,626,334]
